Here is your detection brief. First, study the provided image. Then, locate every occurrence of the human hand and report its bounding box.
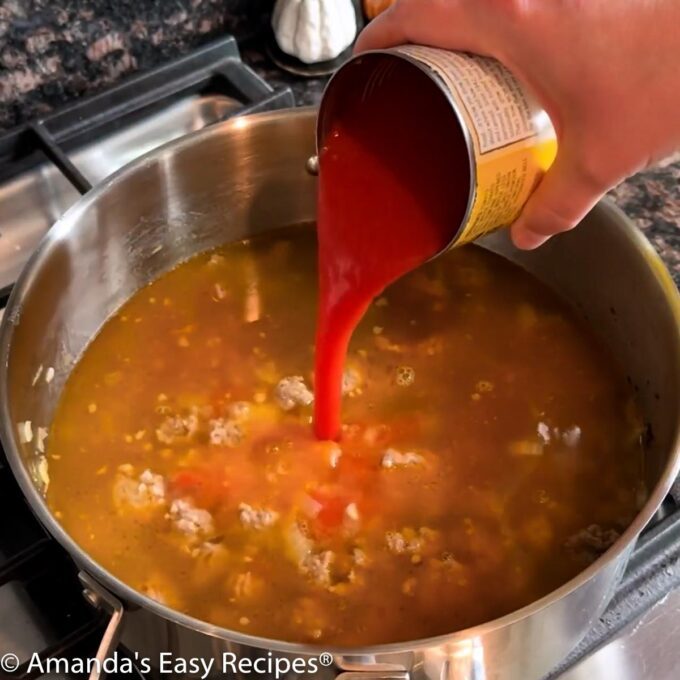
[356,0,680,249]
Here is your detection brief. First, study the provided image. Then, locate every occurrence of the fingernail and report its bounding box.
[511,226,550,251]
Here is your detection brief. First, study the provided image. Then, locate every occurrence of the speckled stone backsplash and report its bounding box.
[0,0,272,130]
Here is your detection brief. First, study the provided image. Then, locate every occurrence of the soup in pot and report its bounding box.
[44,226,644,645]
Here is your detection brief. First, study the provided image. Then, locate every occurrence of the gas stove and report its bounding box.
[0,36,679,680]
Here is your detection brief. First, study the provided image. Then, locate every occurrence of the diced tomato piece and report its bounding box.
[170,468,228,508]
[309,487,352,532]
[172,470,203,490]
[336,454,374,488]
[341,419,422,451]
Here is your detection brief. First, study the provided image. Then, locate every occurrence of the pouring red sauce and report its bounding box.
[313,58,471,440]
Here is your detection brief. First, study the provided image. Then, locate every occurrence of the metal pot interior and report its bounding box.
[1,107,680,654]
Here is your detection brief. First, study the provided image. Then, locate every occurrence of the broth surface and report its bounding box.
[47,226,644,645]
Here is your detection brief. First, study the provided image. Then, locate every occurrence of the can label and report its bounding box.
[395,46,557,246]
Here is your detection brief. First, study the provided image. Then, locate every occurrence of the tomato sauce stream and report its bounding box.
[313,61,471,440]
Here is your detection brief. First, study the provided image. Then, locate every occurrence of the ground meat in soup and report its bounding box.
[46,226,645,645]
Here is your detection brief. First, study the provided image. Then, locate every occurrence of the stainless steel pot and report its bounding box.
[1,107,679,680]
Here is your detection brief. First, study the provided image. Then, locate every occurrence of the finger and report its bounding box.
[355,0,489,55]
[510,153,606,250]
[354,3,409,52]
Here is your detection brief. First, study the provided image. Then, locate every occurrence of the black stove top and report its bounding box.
[0,36,679,680]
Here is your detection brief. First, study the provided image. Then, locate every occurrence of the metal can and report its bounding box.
[317,45,557,248]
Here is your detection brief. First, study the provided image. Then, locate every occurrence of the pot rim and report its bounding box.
[1,107,679,656]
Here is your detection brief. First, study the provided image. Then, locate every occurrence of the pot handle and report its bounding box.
[335,660,410,680]
[336,673,409,680]
[79,572,125,680]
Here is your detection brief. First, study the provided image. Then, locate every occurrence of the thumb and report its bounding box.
[510,152,605,250]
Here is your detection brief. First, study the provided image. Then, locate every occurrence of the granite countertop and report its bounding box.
[0,0,271,128]
[0,2,677,284]
[607,156,680,284]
